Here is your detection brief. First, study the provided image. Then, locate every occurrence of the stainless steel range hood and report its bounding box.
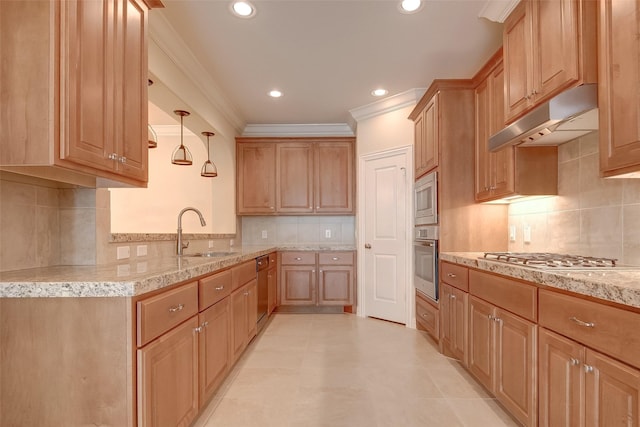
[488,84,598,152]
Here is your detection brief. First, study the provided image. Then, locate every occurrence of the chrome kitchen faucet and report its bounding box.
[177,207,206,255]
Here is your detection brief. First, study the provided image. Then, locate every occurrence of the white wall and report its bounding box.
[356,105,416,157]
[109,129,235,234]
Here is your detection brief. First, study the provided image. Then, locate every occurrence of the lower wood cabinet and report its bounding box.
[137,316,200,427]
[198,298,232,407]
[539,327,640,426]
[267,253,277,314]
[230,279,257,362]
[439,282,467,364]
[280,251,355,307]
[416,291,439,340]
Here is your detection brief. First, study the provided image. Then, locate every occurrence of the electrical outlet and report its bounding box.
[509,225,516,242]
[208,240,214,248]
[523,224,532,244]
[116,246,130,260]
[136,245,147,257]
[261,230,268,239]
[325,229,331,238]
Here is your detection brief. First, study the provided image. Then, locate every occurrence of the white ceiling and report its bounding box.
[151,0,505,129]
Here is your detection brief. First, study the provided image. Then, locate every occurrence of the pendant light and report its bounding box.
[171,110,193,165]
[200,131,218,177]
[147,79,157,148]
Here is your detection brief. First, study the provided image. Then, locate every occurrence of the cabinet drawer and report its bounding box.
[137,281,199,347]
[318,251,354,266]
[231,260,256,291]
[199,269,232,311]
[469,270,537,322]
[268,252,277,267]
[440,261,469,291]
[281,251,316,265]
[539,289,640,370]
[416,292,439,340]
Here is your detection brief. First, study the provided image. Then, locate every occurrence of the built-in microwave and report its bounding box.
[414,171,437,226]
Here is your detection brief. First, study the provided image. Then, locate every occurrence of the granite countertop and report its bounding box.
[440,252,640,309]
[0,245,356,298]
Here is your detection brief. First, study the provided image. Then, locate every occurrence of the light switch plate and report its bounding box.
[261,230,268,239]
[325,229,331,238]
[523,225,532,243]
[136,245,147,257]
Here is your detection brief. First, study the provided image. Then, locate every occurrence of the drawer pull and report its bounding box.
[215,286,225,291]
[570,358,581,366]
[421,313,430,319]
[168,304,184,313]
[295,257,302,261]
[447,273,457,278]
[332,257,339,261]
[570,317,595,328]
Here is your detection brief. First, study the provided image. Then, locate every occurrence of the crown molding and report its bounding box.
[148,13,246,133]
[478,0,520,23]
[349,88,427,122]
[241,123,355,137]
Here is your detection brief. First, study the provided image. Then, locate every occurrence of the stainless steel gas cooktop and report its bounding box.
[482,252,619,269]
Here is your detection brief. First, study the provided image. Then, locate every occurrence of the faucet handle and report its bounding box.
[182,241,190,250]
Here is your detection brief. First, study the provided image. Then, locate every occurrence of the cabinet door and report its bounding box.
[276,142,314,213]
[199,299,231,407]
[538,328,585,427]
[489,63,515,198]
[531,0,580,101]
[237,143,276,214]
[315,141,354,213]
[422,94,439,175]
[318,265,354,306]
[280,265,316,305]
[61,0,116,172]
[585,349,640,427]
[246,279,257,341]
[230,287,248,362]
[137,316,199,427]
[450,286,468,364]
[116,0,148,181]
[598,0,640,177]
[474,75,493,201]
[267,266,277,315]
[414,111,425,178]
[503,0,532,123]
[468,296,494,391]
[494,308,537,427]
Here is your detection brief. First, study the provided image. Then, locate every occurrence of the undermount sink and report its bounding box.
[183,251,238,258]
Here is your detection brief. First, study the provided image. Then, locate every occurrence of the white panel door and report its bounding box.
[362,149,409,324]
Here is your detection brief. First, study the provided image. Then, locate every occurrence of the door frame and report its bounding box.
[357,145,415,327]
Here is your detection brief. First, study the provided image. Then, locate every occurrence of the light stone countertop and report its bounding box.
[441,252,640,309]
[0,245,356,298]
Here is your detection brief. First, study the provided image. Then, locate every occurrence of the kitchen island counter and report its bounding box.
[441,252,640,309]
[0,245,356,298]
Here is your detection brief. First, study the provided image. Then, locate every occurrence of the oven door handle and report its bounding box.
[415,241,436,247]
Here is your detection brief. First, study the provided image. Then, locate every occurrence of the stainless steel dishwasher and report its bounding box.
[256,255,269,323]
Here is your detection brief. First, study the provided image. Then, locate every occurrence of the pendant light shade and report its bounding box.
[171,110,193,165]
[201,131,218,177]
[147,124,158,148]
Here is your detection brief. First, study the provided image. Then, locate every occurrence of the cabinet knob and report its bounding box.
[108,153,118,160]
[168,304,184,313]
[570,358,581,366]
[194,326,203,333]
[332,257,339,261]
[295,257,302,261]
[119,156,127,164]
[584,364,594,374]
[447,273,456,278]
[450,294,456,300]
[215,286,225,291]
[487,314,494,320]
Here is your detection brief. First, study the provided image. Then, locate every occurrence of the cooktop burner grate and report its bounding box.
[482,252,618,268]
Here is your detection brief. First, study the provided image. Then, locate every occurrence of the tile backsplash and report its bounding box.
[241,216,356,246]
[508,132,640,265]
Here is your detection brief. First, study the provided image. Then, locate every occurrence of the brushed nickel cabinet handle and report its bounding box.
[584,364,594,373]
[570,317,595,328]
[570,358,580,366]
[215,286,224,291]
[295,257,302,261]
[332,257,339,261]
[168,304,184,313]
[447,273,456,278]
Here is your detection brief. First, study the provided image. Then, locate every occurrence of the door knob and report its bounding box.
[364,243,372,249]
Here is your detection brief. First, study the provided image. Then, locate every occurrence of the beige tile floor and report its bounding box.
[193,314,519,427]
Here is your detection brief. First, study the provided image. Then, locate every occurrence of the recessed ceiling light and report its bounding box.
[269,90,283,98]
[399,0,422,13]
[231,1,256,18]
[371,88,389,97]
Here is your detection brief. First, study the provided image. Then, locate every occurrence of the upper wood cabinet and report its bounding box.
[474,51,558,203]
[236,137,355,215]
[413,93,439,179]
[237,142,277,214]
[598,0,640,177]
[0,0,150,187]
[503,0,597,124]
